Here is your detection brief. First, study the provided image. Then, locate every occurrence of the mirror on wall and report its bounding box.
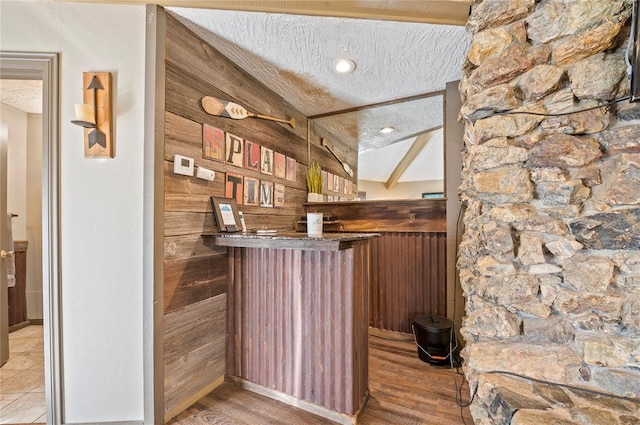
[309,92,445,201]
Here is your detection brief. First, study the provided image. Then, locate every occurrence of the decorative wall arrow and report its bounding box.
[82,72,113,158]
[87,76,107,149]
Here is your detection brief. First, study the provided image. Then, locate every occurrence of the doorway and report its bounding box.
[0,52,62,424]
[0,81,45,422]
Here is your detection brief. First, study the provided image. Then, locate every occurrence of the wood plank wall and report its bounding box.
[163,12,309,421]
[305,199,447,334]
[309,125,358,201]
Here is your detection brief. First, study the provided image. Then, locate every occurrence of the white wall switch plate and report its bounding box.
[173,154,194,176]
[196,166,215,181]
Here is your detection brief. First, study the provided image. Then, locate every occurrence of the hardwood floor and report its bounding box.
[169,334,473,425]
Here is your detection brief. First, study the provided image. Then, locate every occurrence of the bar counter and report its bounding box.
[207,231,378,424]
[211,231,377,250]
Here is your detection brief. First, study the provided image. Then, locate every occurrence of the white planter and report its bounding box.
[307,193,324,202]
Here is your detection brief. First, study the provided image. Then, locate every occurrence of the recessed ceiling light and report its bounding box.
[379,126,395,134]
[332,58,356,74]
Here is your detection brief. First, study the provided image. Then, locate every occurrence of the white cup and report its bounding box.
[307,212,323,236]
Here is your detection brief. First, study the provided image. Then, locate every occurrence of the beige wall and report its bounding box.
[1,104,43,320]
[2,103,27,240]
[26,114,42,321]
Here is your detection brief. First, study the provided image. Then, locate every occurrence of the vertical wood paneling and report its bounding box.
[162,11,311,422]
[369,232,447,333]
[227,245,369,417]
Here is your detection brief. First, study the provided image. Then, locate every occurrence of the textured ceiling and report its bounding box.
[0,79,43,114]
[170,9,470,156]
[171,9,469,116]
[2,7,471,183]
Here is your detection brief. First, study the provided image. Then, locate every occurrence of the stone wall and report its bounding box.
[458,1,640,424]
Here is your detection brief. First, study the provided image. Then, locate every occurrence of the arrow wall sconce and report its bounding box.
[71,72,114,158]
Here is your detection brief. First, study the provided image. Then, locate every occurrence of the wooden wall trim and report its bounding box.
[63,0,472,26]
[445,81,465,344]
[145,4,166,422]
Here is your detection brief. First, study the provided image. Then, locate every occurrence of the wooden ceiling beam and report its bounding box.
[385,131,433,190]
[57,0,472,26]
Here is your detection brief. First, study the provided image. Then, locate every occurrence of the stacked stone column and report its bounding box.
[459,1,640,423]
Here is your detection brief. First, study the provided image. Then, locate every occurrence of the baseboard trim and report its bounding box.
[9,320,30,333]
[229,376,368,425]
[29,318,44,325]
[164,375,225,423]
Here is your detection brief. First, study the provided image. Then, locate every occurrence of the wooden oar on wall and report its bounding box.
[321,138,354,177]
[201,96,296,128]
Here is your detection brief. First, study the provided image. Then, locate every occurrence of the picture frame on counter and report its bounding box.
[211,196,242,232]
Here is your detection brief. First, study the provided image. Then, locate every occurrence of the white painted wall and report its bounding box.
[2,103,27,240]
[26,114,43,320]
[358,179,444,200]
[0,1,146,422]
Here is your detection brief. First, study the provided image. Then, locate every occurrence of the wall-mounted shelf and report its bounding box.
[294,220,343,233]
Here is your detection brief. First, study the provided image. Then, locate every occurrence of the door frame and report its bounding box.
[0,51,63,424]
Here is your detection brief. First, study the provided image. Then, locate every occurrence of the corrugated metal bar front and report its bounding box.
[369,232,446,333]
[226,244,368,416]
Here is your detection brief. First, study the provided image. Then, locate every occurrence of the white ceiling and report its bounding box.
[0,79,43,114]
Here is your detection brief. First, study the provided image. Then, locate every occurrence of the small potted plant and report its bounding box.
[306,162,323,202]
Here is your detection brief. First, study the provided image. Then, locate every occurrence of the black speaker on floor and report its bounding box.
[412,314,459,367]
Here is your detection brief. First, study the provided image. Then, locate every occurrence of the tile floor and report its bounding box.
[0,325,46,424]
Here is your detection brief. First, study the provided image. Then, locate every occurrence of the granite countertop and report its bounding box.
[203,231,379,251]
